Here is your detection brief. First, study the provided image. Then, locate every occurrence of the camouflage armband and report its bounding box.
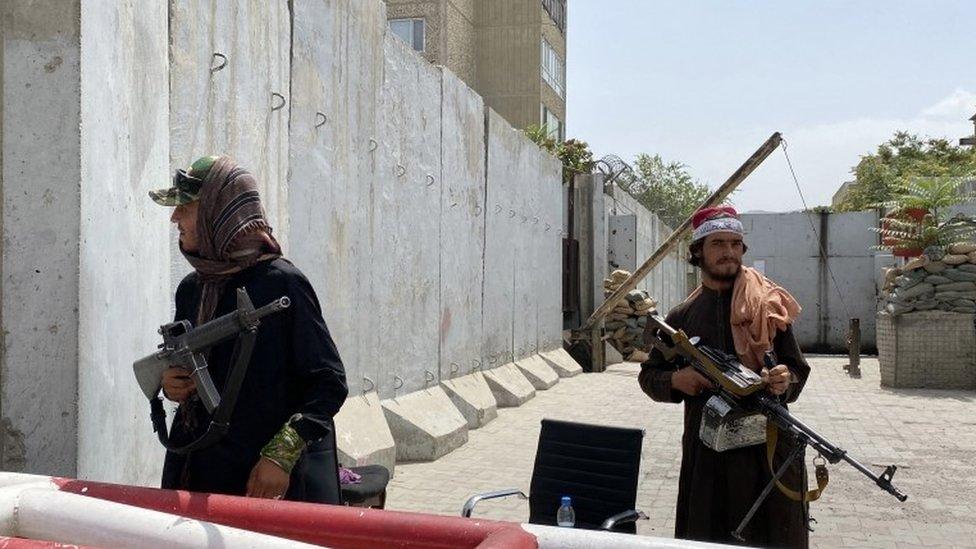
[259,421,305,474]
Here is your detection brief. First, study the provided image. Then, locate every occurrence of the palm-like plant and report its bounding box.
[872,176,976,254]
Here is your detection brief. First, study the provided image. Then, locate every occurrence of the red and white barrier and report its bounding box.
[0,474,317,548]
[0,474,728,548]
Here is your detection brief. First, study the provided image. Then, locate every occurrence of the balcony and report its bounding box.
[542,0,566,34]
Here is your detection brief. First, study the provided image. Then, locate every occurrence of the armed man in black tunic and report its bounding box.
[640,206,811,547]
[150,155,348,502]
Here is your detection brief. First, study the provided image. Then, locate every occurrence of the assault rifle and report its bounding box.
[133,288,290,453]
[645,311,907,541]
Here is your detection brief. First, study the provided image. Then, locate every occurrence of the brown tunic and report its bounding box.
[639,286,811,548]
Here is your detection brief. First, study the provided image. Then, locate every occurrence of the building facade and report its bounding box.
[384,0,567,139]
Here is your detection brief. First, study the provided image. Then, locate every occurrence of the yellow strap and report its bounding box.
[766,421,828,502]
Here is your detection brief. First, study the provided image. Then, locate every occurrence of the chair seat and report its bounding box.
[341,465,390,504]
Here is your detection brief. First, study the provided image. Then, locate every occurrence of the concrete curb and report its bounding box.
[540,348,584,378]
[440,372,499,429]
[482,363,536,407]
[334,392,397,475]
[381,387,469,462]
[515,355,559,390]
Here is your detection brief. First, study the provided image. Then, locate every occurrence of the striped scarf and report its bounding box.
[182,156,282,325]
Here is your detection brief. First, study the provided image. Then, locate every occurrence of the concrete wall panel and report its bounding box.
[539,152,562,351]
[373,36,442,397]
[288,0,386,397]
[512,134,538,360]
[743,211,880,352]
[0,1,81,476]
[483,109,518,367]
[438,69,486,380]
[169,0,291,287]
[77,0,171,485]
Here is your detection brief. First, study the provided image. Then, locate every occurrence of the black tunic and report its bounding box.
[639,286,811,548]
[161,258,348,502]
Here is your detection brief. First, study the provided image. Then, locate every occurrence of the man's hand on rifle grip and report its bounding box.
[761,364,790,396]
[161,366,197,402]
[671,367,715,396]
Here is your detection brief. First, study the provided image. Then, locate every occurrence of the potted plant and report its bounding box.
[873,176,976,256]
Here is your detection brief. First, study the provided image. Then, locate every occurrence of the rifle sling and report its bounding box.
[766,421,829,502]
[151,327,259,455]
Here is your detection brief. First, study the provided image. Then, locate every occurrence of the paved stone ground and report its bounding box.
[386,357,976,548]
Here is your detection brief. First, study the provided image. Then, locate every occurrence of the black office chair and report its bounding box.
[462,419,647,533]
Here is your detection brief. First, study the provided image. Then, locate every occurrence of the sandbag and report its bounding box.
[897,282,934,300]
[958,264,976,273]
[924,275,952,285]
[886,302,914,315]
[943,270,976,282]
[903,255,929,271]
[943,254,969,265]
[952,306,976,314]
[923,261,948,273]
[913,300,938,311]
[934,281,976,293]
[969,251,976,264]
[947,242,976,255]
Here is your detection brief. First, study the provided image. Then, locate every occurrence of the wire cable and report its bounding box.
[780,139,855,322]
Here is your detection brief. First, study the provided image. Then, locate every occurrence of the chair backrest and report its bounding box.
[528,419,644,533]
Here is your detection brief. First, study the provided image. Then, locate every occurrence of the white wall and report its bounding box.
[75,0,172,484]
[2,0,565,483]
[0,0,81,476]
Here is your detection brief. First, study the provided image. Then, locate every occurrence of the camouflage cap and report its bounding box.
[149,155,220,206]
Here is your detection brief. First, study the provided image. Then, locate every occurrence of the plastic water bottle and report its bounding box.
[556,495,575,527]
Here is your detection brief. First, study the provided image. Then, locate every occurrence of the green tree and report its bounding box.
[837,132,976,212]
[618,154,712,228]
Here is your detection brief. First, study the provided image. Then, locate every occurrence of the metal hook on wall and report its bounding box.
[545,223,551,232]
[494,204,503,214]
[426,174,436,187]
[396,164,406,177]
[210,52,228,73]
[368,138,378,153]
[393,375,404,391]
[315,112,327,128]
[424,370,436,386]
[533,216,540,224]
[472,359,482,373]
[271,92,286,111]
[450,362,460,377]
[474,205,483,217]
[362,376,375,395]
[508,209,516,218]
[488,353,498,365]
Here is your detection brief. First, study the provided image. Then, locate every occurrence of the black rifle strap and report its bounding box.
[150,327,259,454]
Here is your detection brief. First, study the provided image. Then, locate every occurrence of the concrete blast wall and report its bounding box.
[1,0,566,482]
[741,211,881,352]
[604,185,689,315]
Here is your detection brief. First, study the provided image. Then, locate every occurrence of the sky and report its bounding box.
[566,1,976,212]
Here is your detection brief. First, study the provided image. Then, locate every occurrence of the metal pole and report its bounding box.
[579,132,783,332]
[845,318,862,378]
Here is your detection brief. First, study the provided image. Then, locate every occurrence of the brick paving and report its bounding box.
[386,357,976,548]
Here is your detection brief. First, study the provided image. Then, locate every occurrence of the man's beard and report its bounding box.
[702,259,741,282]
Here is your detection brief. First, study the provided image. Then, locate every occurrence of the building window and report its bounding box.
[542,0,567,34]
[541,39,565,98]
[390,18,426,52]
[541,104,563,141]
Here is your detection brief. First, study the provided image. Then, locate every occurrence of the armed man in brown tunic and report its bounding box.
[640,206,811,547]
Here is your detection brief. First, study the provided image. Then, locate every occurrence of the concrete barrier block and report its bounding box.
[334,392,397,475]
[515,355,559,390]
[483,363,536,407]
[540,349,583,378]
[381,387,469,462]
[440,372,498,429]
